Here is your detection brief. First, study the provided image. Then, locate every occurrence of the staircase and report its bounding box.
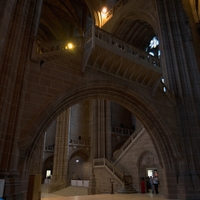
[93,127,146,194]
[94,158,124,184]
[112,127,145,164]
[93,158,137,193]
[117,175,137,194]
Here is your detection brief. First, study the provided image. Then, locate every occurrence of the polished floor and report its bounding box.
[41,193,168,200]
[41,186,172,200]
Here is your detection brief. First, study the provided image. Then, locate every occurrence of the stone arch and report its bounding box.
[137,150,159,169]
[111,10,158,35]
[137,150,162,193]
[69,149,90,161]
[185,0,200,23]
[69,149,90,180]
[137,150,161,177]
[84,1,102,27]
[19,80,182,177]
[111,10,160,41]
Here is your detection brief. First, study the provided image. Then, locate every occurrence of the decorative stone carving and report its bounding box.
[140,152,155,169]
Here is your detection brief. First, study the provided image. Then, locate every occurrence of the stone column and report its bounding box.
[48,109,70,193]
[88,100,96,194]
[105,101,112,160]
[88,99,112,194]
[97,99,105,158]
[92,99,111,159]
[156,0,200,199]
[0,0,42,199]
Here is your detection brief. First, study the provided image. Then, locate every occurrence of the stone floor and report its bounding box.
[41,185,172,200]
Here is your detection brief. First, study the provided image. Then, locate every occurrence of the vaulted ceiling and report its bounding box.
[37,0,92,42]
[37,0,155,52]
[37,0,199,51]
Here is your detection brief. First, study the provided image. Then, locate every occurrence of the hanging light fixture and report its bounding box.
[101,0,108,14]
[65,42,74,50]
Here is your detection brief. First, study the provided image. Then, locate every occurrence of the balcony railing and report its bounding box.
[69,139,90,147]
[36,38,83,55]
[45,145,55,152]
[112,126,134,136]
[36,25,160,71]
[84,26,161,69]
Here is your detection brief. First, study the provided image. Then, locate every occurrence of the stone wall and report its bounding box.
[114,131,162,193]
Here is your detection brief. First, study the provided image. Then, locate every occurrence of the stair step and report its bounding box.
[117,186,138,194]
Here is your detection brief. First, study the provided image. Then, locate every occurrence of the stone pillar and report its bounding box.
[48,109,70,193]
[91,99,111,159]
[88,99,112,194]
[97,99,105,158]
[105,101,112,160]
[156,0,200,199]
[88,100,96,194]
[29,134,45,175]
[0,0,42,199]
[69,101,90,142]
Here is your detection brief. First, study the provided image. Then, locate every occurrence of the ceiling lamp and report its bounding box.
[102,6,108,14]
[101,0,107,13]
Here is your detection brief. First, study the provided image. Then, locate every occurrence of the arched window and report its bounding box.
[146,36,160,58]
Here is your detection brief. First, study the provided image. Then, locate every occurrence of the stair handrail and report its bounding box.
[112,127,145,162]
[93,158,124,184]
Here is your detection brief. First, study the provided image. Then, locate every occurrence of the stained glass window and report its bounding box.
[146,36,160,58]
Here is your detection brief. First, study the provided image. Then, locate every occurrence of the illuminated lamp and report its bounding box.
[102,6,107,14]
[65,42,74,49]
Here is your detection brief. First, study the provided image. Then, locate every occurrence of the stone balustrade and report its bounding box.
[69,139,90,147]
[36,38,83,55]
[112,127,145,162]
[93,158,124,184]
[44,145,55,152]
[112,126,134,136]
[36,26,160,70]
[45,139,90,152]
[84,26,161,68]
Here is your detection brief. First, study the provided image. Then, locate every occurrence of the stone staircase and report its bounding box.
[93,158,124,184]
[117,175,137,194]
[112,127,145,164]
[93,158,137,194]
[92,127,147,194]
[117,185,138,194]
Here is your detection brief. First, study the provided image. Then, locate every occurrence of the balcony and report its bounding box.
[36,26,162,89]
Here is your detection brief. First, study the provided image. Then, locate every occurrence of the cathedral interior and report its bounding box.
[0,0,200,199]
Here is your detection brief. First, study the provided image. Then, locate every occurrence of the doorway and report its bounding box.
[146,168,157,177]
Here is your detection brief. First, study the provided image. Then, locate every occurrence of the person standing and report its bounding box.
[146,177,150,193]
[153,175,159,194]
[150,176,154,193]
